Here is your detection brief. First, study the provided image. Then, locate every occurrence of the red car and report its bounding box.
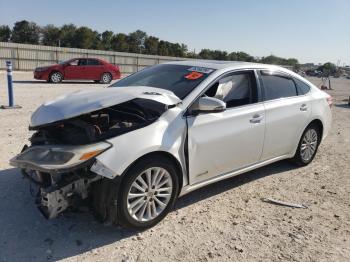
[34,58,121,84]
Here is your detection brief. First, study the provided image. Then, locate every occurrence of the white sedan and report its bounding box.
[11,61,332,229]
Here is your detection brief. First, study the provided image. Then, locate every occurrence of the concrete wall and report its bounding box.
[0,42,186,74]
[0,42,293,73]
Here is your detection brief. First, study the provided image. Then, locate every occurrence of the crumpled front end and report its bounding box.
[10,142,111,218]
[10,87,181,220]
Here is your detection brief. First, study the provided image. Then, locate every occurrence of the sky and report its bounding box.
[0,0,349,65]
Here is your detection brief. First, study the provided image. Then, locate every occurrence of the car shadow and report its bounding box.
[175,160,294,210]
[0,160,294,261]
[0,168,135,261]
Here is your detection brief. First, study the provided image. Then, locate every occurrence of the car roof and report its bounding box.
[164,59,292,72]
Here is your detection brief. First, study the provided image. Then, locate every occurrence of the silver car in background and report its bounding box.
[11,61,332,229]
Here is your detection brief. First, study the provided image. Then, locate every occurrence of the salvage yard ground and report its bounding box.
[0,72,349,262]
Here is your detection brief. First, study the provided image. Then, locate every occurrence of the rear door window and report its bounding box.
[260,71,297,101]
[87,59,101,66]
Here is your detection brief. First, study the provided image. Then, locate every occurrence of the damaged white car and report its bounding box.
[11,61,332,229]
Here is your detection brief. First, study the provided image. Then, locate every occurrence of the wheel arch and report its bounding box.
[119,151,184,191]
[49,70,64,80]
[307,118,324,144]
[101,71,112,77]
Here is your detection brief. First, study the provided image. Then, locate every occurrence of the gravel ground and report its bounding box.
[0,72,349,262]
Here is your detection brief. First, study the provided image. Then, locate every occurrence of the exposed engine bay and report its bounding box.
[30,98,169,145]
[14,98,171,220]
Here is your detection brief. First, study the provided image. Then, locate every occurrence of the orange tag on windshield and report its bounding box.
[185,71,203,80]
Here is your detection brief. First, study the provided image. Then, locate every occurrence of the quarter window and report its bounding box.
[261,72,297,101]
[294,78,311,95]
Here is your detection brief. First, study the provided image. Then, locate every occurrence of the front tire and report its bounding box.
[117,156,179,229]
[100,72,112,84]
[49,72,63,83]
[290,124,320,166]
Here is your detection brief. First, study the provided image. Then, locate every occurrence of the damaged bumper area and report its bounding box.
[10,86,181,220]
[10,142,111,219]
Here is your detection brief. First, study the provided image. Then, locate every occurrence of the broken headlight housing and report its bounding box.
[10,141,112,172]
[18,148,74,165]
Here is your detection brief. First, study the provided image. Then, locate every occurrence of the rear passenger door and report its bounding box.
[85,59,103,80]
[259,70,311,160]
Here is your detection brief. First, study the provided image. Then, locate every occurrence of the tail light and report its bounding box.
[327,96,333,108]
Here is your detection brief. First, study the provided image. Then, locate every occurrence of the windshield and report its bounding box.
[111,64,215,99]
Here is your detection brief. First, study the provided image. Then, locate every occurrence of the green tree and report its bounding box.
[42,24,61,46]
[0,25,11,41]
[144,36,159,55]
[60,24,77,47]
[101,30,114,50]
[128,30,147,53]
[11,20,40,44]
[317,62,336,76]
[73,26,97,49]
[112,33,129,52]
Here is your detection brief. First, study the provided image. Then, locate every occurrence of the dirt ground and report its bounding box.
[0,72,349,262]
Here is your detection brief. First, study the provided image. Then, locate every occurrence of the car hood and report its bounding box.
[30,86,181,128]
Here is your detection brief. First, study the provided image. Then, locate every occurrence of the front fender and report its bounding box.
[93,109,187,180]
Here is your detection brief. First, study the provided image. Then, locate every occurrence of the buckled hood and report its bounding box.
[30,86,181,128]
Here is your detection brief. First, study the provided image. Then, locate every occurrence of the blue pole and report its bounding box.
[6,60,14,107]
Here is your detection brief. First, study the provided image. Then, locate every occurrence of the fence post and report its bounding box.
[1,61,21,109]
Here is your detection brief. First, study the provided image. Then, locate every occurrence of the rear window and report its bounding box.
[111,64,215,99]
[261,71,297,101]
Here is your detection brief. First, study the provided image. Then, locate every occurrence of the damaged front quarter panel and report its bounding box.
[10,86,184,220]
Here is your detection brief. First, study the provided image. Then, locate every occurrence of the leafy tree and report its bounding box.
[111,33,129,52]
[2,20,302,65]
[128,30,147,53]
[101,30,114,50]
[60,24,77,47]
[0,25,11,42]
[144,36,159,55]
[317,62,336,76]
[11,20,40,44]
[73,26,97,49]
[42,24,61,46]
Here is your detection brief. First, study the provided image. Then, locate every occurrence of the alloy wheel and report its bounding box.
[126,167,173,222]
[102,73,111,83]
[51,72,62,83]
[300,128,318,162]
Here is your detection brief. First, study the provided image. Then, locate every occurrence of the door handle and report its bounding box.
[250,114,263,123]
[300,104,308,111]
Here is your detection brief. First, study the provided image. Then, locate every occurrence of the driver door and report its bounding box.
[186,70,265,184]
[64,59,86,79]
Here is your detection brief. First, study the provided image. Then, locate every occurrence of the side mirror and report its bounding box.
[189,97,226,115]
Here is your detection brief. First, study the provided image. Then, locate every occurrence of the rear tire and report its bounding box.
[49,72,63,83]
[290,124,320,166]
[100,72,112,84]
